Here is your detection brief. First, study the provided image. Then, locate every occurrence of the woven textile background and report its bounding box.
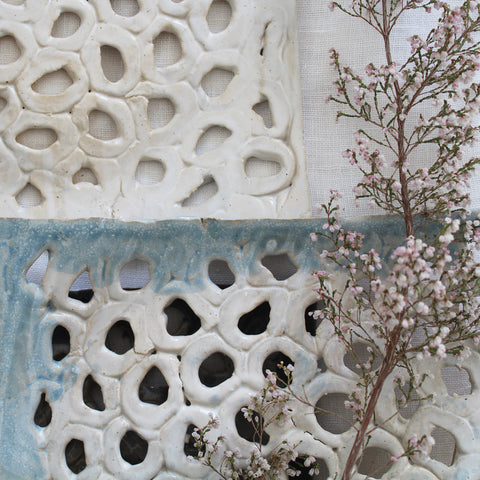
[297,0,480,217]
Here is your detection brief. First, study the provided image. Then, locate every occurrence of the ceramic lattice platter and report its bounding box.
[0,219,479,480]
[0,0,308,219]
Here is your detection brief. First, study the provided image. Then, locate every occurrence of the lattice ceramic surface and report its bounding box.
[0,0,308,219]
[0,219,479,480]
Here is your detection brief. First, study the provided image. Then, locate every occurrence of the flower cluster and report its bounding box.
[307,203,480,480]
[191,365,325,480]
[390,433,436,463]
[241,366,294,427]
[312,197,480,370]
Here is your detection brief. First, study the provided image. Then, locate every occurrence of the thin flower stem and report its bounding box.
[342,326,402,480]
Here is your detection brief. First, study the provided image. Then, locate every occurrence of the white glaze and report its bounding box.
[0,0,309,219]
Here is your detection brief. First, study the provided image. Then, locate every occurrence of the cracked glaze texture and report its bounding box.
[0,0,308,219]
[0,218,479,480]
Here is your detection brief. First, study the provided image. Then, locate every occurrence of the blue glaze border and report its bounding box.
[0,217,406,479]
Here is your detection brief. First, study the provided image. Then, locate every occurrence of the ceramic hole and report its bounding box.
[65,439,86,474]
[26,250,49,284]
[16,128,57,149]
[100,45,125,83]
[317,357,327,372]
[441,366,473,395]
[344,343,381,375]
[253,99,273,128]
[207,0,232,33]
[88,109,118,140]
[235,408,269,445]
[201,68,234,97]
[0,35,20,64]
[180,382,191,407]
[208,259,235,289]
[245,156,281,178]
[195,126,231,156]
[110,0,140,17]
[52,325,70,361]
[261,21,277,57]
[73,167,99,185]
[51,12,81,38]
[430,426,456,466]
[120,430,148,465]
[147,98,175,129]
[358,447,392,477]
[238,301,270,335]
[305,301,324,336]
[120,259,151,290]
[261,253,297,281]
[82,374,105,411]
[315,393,354,434]
[183,424,199,457]
[135,159,166,185]
[153,31,182,68]
[288,457,330,480]
[105,320,135,355]
[262,352,293,387]
[0,96,6,112]
[181,176,218,207]
[15,183,44,208]
[32,68,73,95]
[199,352,234,387]
[68,269,94,304]
[165,298,201,336]
[34,392,52,428]
[395,386,420,419]
[138,366,169,405]
[410,326,427,348]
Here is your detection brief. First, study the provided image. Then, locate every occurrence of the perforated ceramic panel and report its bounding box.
[1,219,479,480]
[0,0,308,219]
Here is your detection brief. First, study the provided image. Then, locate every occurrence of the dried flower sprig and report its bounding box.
[191,367,325,479]
[329,0,480,235]
[311,197,480,479]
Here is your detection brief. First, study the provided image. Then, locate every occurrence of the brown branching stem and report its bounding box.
[383,0,414,238]
[341,2,414,477]
[341,326,402,480]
